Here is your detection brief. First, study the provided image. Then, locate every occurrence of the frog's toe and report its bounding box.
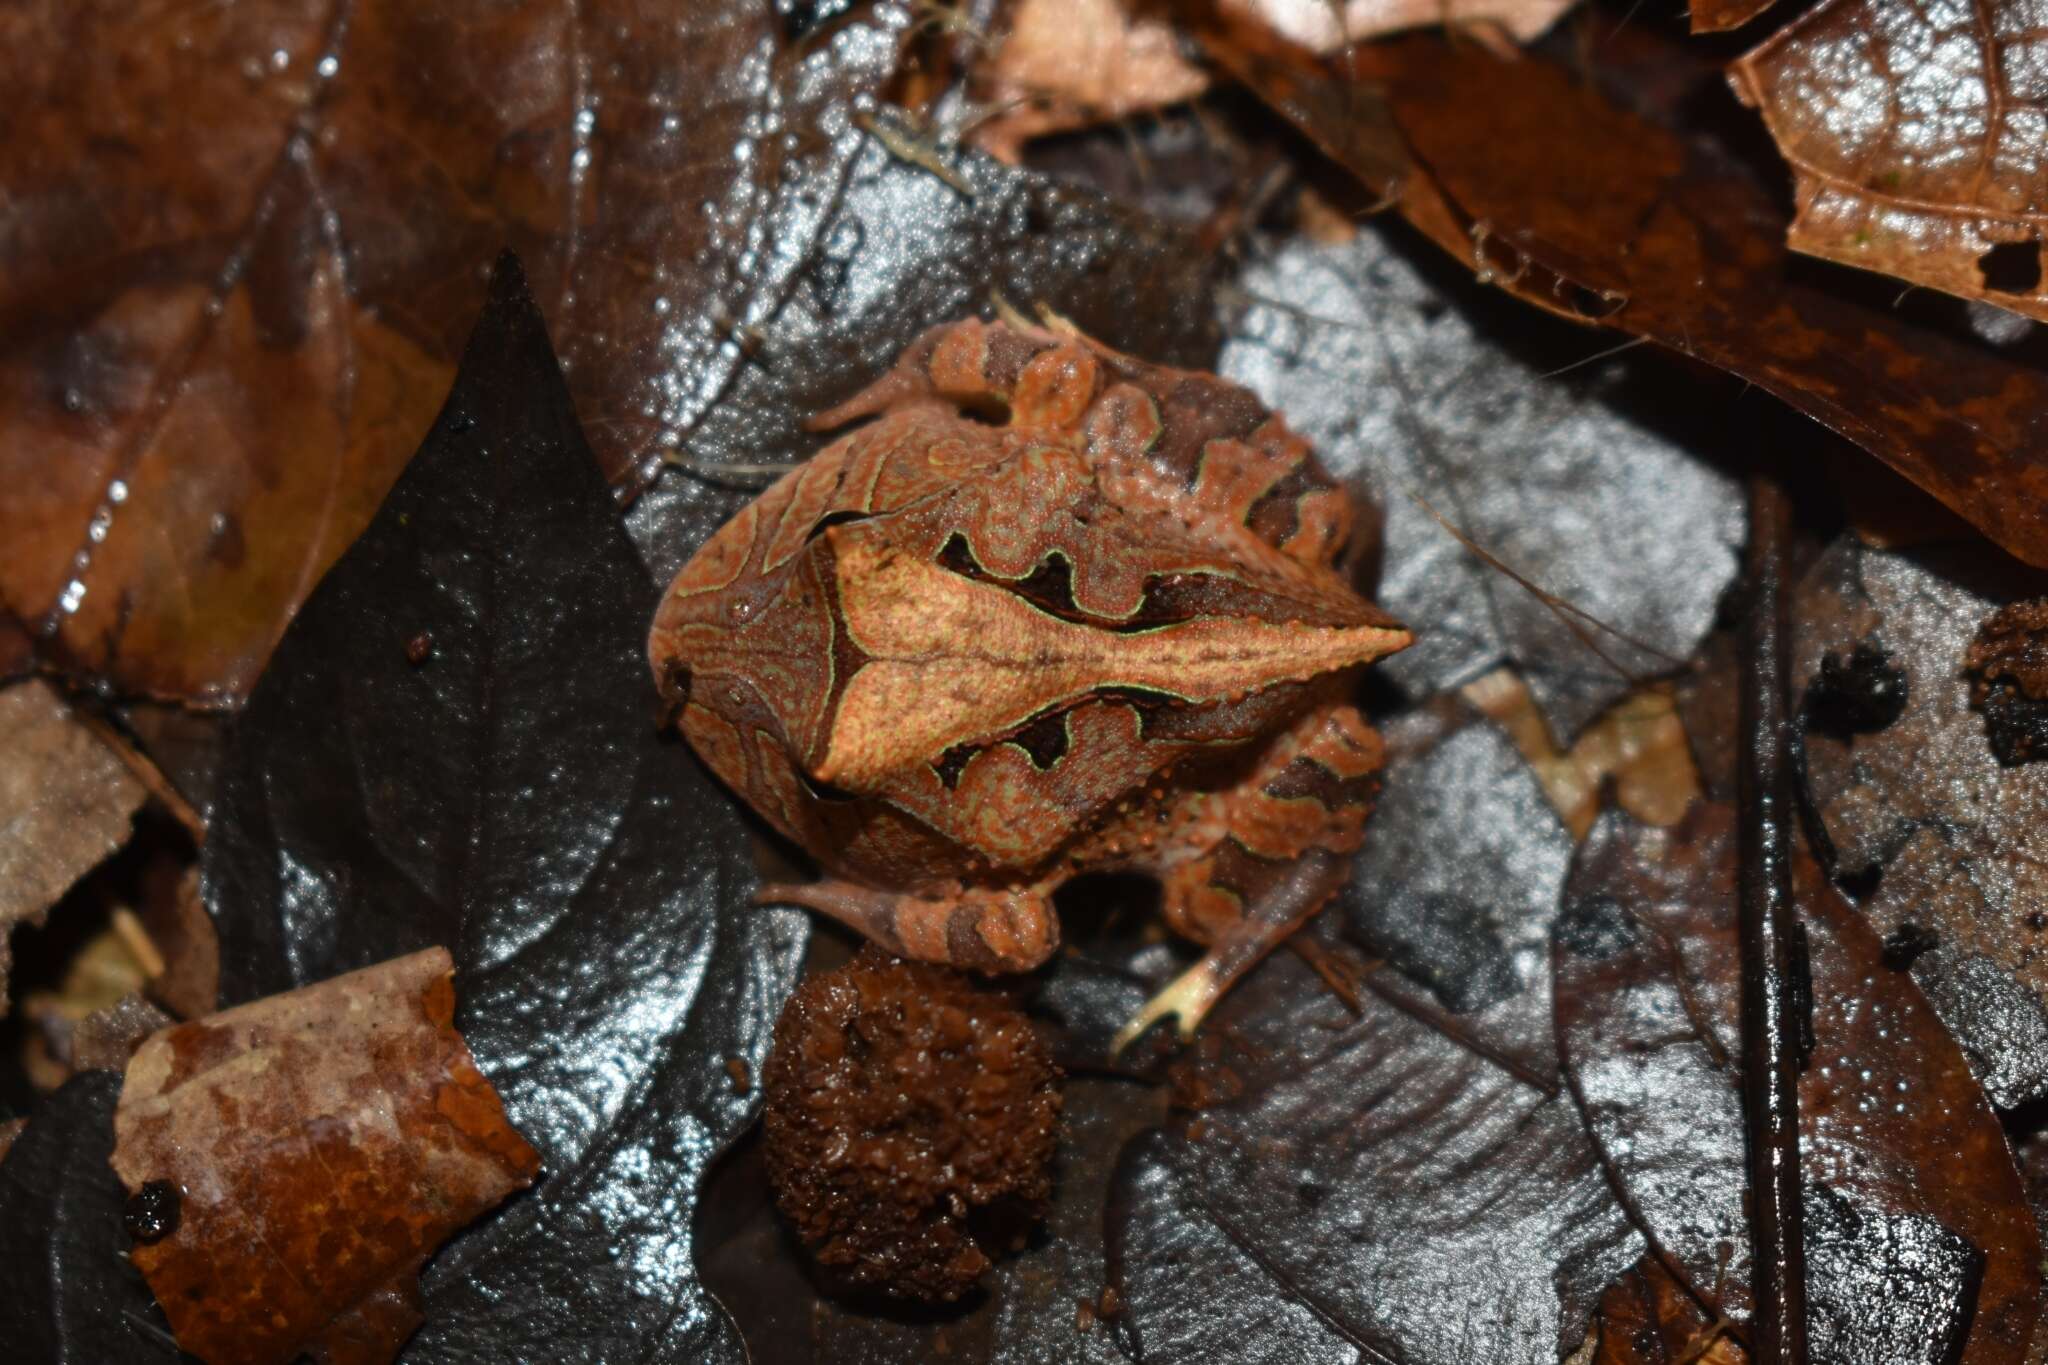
[1111,960,1222,1057]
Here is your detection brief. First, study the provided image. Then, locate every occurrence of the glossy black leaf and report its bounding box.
[625,129,1226,583]
[1555,804,2040,1362]
[0,1072,188,1364]
[200,256,801,1363]
[1106,949,1643,1365]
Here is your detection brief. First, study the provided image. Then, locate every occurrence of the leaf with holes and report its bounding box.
[1731,0,2048,321]
[1791,536,2048,1108]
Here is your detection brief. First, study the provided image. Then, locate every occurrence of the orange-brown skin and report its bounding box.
[650,319,1412,1038]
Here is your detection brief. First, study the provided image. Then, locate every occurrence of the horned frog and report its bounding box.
[650,318,1411,1047]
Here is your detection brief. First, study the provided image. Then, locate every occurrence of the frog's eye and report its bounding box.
[797,767,860,804]
[803,509,870,546]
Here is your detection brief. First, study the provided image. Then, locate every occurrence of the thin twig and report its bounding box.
[1737,475,1808,1364]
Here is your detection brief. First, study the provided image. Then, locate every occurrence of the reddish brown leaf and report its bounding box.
[0,679,145,1013]
[1731,0,2048,320]
[1221,23,2048,568]
[1556,803,2043,1362]
[0,0,902,701]
[110,946,540,1365]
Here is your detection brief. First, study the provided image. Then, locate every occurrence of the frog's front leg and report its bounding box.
[1114,702,1385,1053]
[756,876,1061,973]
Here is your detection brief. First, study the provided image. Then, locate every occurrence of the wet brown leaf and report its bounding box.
[0,0,903,702]
[110,945,540,1365]
[1731,0,2048,321]
[1556,803,2042,1361]
[1586,1256,1743,1364]
[0,679,145,1013]
[1793,536,2048,1107]
[1219,21,2048,569]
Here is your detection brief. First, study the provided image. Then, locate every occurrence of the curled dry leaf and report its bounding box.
[1555,803,2042,1361]
[0,0,903,702]
[1223,21,2048,569]
[1731,0,2048,322]
[111,946,540,1365]
[1793,536,2048,1106]
[0,679,145,1013]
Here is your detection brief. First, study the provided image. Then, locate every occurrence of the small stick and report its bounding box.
[1737,475,1808,1363]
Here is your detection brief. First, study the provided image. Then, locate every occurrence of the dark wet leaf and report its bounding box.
[1793,537,2048,1107]
[1224,19,2048,570]
[197,258,804,1362]
[1336,706,1575,1074]
[1555,802,2041,1361]
[0,1071,180,1365]
[625,128,1226,583]
[1218,224,1744,736]
[0,0,902,701]
[1731,0,2048,321]
[1106,948,1643,1365]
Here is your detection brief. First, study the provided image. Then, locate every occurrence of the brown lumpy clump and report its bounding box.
[1966,599,2048,766]
[761,946,1061,1302]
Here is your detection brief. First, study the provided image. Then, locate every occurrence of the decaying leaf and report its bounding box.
[0,0,904,702]
[1731,0,2048,322]
[1218,224,1744,736]
[1338,709,1575,1075]
[1556,803,2041,1361]
[0,679,145,1012]
[201,256,806,1363]
[1793,536,2048,1107]
[111,946,539,1365]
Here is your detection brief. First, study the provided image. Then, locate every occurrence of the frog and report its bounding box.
[649,317,1411,1049]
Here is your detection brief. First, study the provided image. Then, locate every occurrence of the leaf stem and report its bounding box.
[1737,475,1808,1363]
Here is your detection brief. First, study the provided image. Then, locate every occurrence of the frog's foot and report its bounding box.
[1111,849,1353,1056]
[756,877,1060,973]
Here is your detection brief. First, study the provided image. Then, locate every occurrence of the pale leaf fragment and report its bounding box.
[0,679,146,1013]
[973,0,1579,159]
